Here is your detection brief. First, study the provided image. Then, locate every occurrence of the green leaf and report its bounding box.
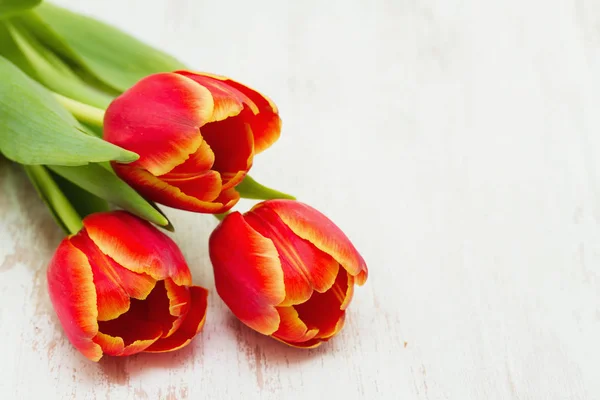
[0,0,40,19]
[0,55,138,165]
[24,164,83,234]
[32,3,186,92]
[5,20,114,108]
[0,22,36,77]
[51,170,110,218]
[236,175,296,201]
[81,122,103,138]
[48,163,171,227]
[146,200,175,232]
[9,11,118,97]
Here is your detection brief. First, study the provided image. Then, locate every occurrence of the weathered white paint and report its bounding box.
[2,0,600,398]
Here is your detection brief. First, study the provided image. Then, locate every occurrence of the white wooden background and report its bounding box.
[1,0,600,398]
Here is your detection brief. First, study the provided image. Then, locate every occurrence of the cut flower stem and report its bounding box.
[53,93,106,128]
[24,165,83,235]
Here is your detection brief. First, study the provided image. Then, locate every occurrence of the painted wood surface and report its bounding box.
[1,0,600,398]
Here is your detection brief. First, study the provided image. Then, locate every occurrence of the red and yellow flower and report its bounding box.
[103,71,281,214]
[47,211,208,361]
[209,200,368,348]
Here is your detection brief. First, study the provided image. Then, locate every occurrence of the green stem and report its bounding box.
[24,165,83,235]
[214,212,229,221]
[53,93,105,127]
[236,175,296,200]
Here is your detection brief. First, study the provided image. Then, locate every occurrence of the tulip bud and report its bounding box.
[47,211,208,361]
[104,71,281,214]
[209,200,368,348]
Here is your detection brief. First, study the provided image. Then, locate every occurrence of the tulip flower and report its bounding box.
[103,71,281,214]
[209,200,368,348]
[47,211,208,361]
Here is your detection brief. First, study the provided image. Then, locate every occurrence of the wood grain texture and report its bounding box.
[2,0,600,398]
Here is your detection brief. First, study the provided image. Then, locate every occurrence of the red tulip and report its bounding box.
[209,200,368,348]
[103,71,281,214]
[47,211,208,361]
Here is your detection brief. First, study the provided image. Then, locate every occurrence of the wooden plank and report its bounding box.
[1,0,600,398]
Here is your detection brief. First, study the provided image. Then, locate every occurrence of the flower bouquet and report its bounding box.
[0,1,368,360]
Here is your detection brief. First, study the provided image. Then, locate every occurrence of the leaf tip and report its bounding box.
[115,150,139,163]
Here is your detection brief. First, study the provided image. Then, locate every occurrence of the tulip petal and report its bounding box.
[119,337,162,357]
[189,72,281,153]
[94,282,176,356]
[145,286,209,353]
[210,212,285,335]
[319,312,346,341]
[160,138,215,177]
[164,279,191,317]
[93,332,122,356]
[70,231,131,321]
[201,115,254,174]
[212,187,242,210]
[144,280,179,338]
[245,207,340,306]
[221,171,247,191]
[84,264,129,322]
[112,268,157,301]
[112,164,238,213]
[71,229,157,306]
[163,280,191,337]
[274,316,345,349]
[341,274,355,310]
[356,270,368,286]
[257,200,368,284]
[272,336,323,349]
[70,231,158,320]
[294,268,348,340]
[272,306,319,344]
[248,112,282,154]
[161,170,223,203]
[83,211,193,286]
[176,71,256,120]
[156,113,254,204]
[47,239,102,362]
[166,138,215,174]
[104,73,214,176]
[94,321,163,357]
[143,279,192,339]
